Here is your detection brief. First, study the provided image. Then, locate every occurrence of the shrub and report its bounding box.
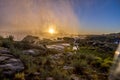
[7,35,14,41]
[91,57,102,68]
[51,68,70,80]
[100,58,113,72]
[1,39,14,49]
[0,40,2,47]
[0,36,3,40]
[72,60,88,75]
[14,72,25,80]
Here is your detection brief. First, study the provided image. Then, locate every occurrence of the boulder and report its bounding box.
[46,77,54,80]
[0,52,24,75]
[22,49,46,56]
[63,66,74,70]
[0,47,10,54]
[23,50,36,55]
[50,53,63,60]
[22,35,40,45]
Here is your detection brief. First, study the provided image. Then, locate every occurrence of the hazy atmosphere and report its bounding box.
[0,0,120,35]
[0,0,120,80]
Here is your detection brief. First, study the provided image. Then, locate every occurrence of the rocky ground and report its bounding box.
[0,48,24,76]
[0,34,119,80]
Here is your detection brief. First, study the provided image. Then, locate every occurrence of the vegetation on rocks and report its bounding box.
[0,33,119,80]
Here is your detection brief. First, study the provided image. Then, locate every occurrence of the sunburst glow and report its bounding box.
[48,28,55,34]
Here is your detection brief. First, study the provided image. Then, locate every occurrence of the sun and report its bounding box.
[49,28,55,34]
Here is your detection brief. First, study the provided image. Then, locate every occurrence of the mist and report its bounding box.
[0,0,80,36]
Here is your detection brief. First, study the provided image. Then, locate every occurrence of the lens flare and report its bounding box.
[115,51,120,55]
[109,43,120,80]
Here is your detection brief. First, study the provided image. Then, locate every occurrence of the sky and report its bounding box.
[0,0,120,35]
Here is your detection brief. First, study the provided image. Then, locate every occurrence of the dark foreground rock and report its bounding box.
[0,49,24,76]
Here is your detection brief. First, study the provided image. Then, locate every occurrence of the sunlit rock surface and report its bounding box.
[47,43,70,52]
[22,35,40,44]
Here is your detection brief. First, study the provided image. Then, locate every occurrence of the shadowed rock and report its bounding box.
[0,49,24,76]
